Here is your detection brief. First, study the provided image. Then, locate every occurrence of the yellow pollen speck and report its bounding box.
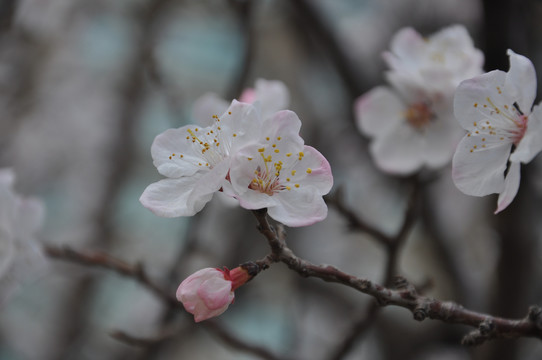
[475,131,479,134]
[228,111,232,115]
[186,136,190,139]
[258,148,265,153]
[482,144,486,148]
[470,149,473,153]
[286,153,292,157]
[291,170,296,176]
[504,105,509,109]
[473,122,477,126]
[500,137,504,140]
[195,128,198,132]
[467,134,471,137]
[216,142,220,146]
[248,157,253,161]
[482,138,486,141]
[274,149,280,153]
[180,155,184,158]
[473,145,477,149]
[474,103,478,108]
[286,186,291,190]
[306,168,312,174]
[217,126,221,130]
[233,133,237,137]
[169,156,172,159]
[272,144,276,148]
[486,121,490,125]
[198,162,202,166]
[266,137,270,141]
[483,104,487,108]
[277,137,281,141]
[295,184,300,188]
[286,178,290,182]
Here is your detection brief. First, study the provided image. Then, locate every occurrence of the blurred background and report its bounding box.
[1,0,542,359]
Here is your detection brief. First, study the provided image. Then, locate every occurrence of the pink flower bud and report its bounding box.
[176,266,252,322]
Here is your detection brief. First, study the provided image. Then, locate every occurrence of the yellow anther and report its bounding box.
[274,149,280,153]
[248,157,253,161]
[258,148,265,153]
[233,134,237,137]
[295,184,300,188]
[228,111,232,115]
[286,186,291,190]
[277,136,281,141]
[306,168,312,174]
[291,170,296,176]
[272,144,276,148]
[266,137,270,141]
[286,153,292,157]
[474,103,478,108]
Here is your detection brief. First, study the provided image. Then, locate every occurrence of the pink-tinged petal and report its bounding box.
[452,134,512,196]
[453,70,507,131]
[253,79,290,116]
[369,122,425,175]
[192,93,230,127]
[269,188,328,227]
[355,86,406,137]
[176,268,234,322]
[510,104,542,163]
[495,161,521,214]
[288,146,333,195]
[151,126,210,178]
[383,27,425,71]
[198,276,234,310]
[504,50,536,113]
[239,88,256,103]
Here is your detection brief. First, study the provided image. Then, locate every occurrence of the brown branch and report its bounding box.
[45,245,178,307]
[252,210,542,345]
[45,244,289,360]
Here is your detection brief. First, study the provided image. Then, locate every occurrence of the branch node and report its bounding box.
[413,303,429,321]
[394,276,417,300]
[461,318,496,346]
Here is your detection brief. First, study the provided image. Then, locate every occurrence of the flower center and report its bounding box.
[404,102,433,129]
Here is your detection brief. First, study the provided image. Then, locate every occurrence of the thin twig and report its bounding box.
[252,210,542,345]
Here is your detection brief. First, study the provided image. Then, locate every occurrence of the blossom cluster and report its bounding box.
[355,25,484,174]
[140,80,333,227]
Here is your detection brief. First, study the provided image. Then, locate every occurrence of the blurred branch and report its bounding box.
[252,210,542,345]
[289,0,363,99]
[45,244,289,360]
[45,245,178,307]
[226,0,255,99]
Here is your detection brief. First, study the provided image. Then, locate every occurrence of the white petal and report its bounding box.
[151,126,210,178]
[383,27,425,72]
[423,109,463,169]
[253,79,290,117]
[453,70,507,131]
[0,229,15,280]
[192,93,229,127]
[140,162,229,217]
[504,50,537,113]
[369,121,425,175]
[510,104,542,163]
[220,100,263,151]
[495,161,521,213]
[452,134,512,196]
[268,188,328,227]
[355,86,406,137]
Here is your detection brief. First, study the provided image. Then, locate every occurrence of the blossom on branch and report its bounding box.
[355,25,484,175]
[0,168,45,303]
[177,266,251,322]
[139,101,261,217]
[452,50,542,213]
[229,110,333,227]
